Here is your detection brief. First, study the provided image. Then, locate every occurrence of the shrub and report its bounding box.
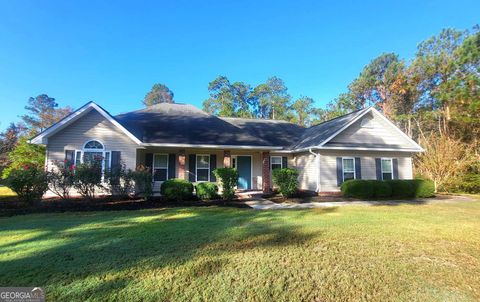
[196,182,219,200]
[73,162,103,200]
[386,180,415,198]
[213,168,239,201]
[341,180,375,199]
[272,168,299,197]
[131,165,153,200]
[410,179,435,198]
[372,181,392,198]
[448,173,480,193]
[105,163,135,198]
[161,179,194,202]
[5,166,48,203]
[47,160,75,200]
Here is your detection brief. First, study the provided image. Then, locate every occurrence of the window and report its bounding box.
[381,158,393,180]
[153,154,168,182]
[196,155,210,182]
[84,140,104,149]
[73,140,111,176]
[271,156,283,171]
[342,158,355,182]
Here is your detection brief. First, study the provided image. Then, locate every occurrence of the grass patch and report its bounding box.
[1,199,480,301]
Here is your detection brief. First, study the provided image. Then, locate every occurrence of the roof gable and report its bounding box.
[30,102,142,145]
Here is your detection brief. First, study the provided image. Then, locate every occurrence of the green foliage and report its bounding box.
[272,168,299,197]
[131,166,153,200]
[160,179,194,202]
[73,162,103,200]
[342,179,435,199]
[5,166,48,203]
[410,179,435,198]
[2,137,45,179]
[195,182,219,200]
[448,173,480,193]
[213,168,239,201]
[291,96,314,127]
[105,163,135,198]
[21,94,72,135]
[386,180,415,198]
[341,180,375,199]
[143,83,174,106]
[47,160,75,200]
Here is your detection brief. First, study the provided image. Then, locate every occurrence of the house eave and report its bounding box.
[140,143,284,150]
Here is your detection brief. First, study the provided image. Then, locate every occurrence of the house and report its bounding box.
[31,102,424,194]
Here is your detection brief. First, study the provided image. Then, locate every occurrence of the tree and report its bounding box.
[142,83,175,106]
[202,76,253,118]
[1,137,45,179]
[291,96,314,126]
[0,122,26,176]
[21,94,72,135]
[415,133,476,192]
[252,76,292,120]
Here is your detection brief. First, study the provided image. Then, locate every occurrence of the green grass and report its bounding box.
[1,199,480,301]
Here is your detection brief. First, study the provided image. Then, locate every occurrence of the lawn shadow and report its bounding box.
[0,207,324,299]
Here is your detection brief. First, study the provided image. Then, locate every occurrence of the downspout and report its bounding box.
[308,148,321,193]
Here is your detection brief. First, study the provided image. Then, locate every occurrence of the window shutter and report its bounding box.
[375,158,382,180]
[168,154,176,179]
[65,150,75,168]
[282,157,288,168]
[210,154,217,182]
[392,158,399,180]
[336,157,343,186]
[355,157,361,179]
[145,153,153,172]
[188,154,196,182]
[111,151,121,171]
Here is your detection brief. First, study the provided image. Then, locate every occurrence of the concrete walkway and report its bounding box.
[237,191,476,210]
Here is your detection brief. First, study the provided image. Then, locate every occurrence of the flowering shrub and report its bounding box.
[73,161,103,200]
[47,160,75,200]
[5,165,48,203]
[132,165,153,200]
[105,163,135,198]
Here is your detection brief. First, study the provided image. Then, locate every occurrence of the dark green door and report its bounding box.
[236,156,251,190]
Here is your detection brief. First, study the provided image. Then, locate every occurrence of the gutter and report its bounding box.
[140,143,284,150]
[308,148,321,193]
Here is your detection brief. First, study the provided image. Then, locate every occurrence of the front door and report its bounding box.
[236,156,252,190]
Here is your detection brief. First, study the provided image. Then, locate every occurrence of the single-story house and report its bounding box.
[31,102,424,194]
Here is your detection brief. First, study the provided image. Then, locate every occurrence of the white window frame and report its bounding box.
[342,157,356,182]
[152,153,169,182]
[196,154,210,182]
[270,156,283,171]
[74,140,111,174]
[381,158,393,180]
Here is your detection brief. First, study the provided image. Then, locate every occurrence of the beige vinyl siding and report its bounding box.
[294,152,318,192]
[47,110,139,170]
[329,111,414,148]
[319,150,414,192]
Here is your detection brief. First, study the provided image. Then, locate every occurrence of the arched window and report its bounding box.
[84,140,104,150]
[75,140,111,173]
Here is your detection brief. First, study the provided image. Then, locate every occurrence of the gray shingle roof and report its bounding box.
[114,103,372,150]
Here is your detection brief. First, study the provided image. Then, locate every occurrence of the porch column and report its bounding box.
[178,149,186,179]
[262,151,271,193]
[223,150,231,168]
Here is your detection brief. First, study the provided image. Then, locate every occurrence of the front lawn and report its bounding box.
[1,199,479,301]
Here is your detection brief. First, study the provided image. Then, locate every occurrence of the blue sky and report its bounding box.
[0,0,478,130]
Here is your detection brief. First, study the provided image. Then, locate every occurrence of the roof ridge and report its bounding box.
[305,106,370,130]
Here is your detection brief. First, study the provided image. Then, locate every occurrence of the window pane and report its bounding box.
[272,163,282,170]
[344,172,355,181]
[154,168,167,181]
[381,159,392,172]
[84,152,103,164]
[343,158,354,172]
[197,155,210,168]
[197,169,209,181]
[84,140,103,149]
[154,154,168,168]
[383,172,392,180]
[271,157,282,164]
[104,152,110,171]
[75,151,81,166]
